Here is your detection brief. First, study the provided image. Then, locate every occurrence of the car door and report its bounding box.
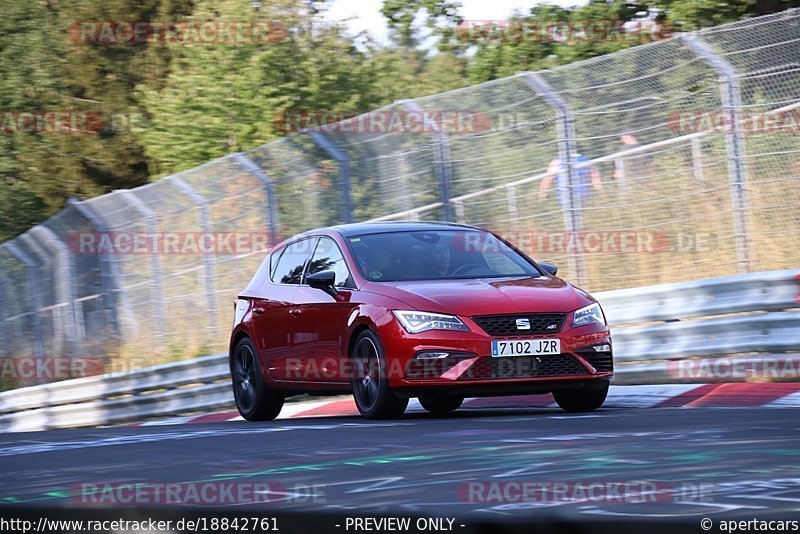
[290,236,357,383]
[251,237,316,381]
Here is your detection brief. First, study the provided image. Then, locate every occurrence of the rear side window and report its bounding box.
[271,238,315,284]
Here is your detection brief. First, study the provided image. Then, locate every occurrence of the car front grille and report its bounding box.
[472,313,566,336]
[458,354,588,381]
[583,352,614,373]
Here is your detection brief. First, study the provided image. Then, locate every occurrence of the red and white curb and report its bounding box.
[125,383,800,428]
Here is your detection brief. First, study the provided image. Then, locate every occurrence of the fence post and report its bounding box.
[452,200,465,224]
[522,72,586,284]
[232,153,281,245]
[170,176,219,332]
[68,198,121,340]
[17,232,65,358]
[399,100,454,222]
[0,274,9,357]
[118,190,165,338]
[3,242,45,383]
[506,186,519,222]
[682,32,751,273]
[691,136,705,183]
[614,158,626,187]
[306,132,353,224]
[26,226,84,357]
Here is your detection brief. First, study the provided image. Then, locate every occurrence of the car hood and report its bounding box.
[364,276,593,317]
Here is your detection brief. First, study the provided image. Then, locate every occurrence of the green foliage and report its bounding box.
[652,0,798,31]
[138,0,415,177]
[0,0,192,240]
[381,0,463,49]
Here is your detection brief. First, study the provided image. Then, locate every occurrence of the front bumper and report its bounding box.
[378,313,612,390]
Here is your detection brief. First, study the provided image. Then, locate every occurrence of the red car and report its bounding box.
[229,222,612,420]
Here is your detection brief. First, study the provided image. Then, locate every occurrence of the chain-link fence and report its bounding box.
[1,11,799,383]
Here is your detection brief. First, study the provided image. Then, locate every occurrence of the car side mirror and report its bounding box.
[540,263,558,276]
[306,270,338,297]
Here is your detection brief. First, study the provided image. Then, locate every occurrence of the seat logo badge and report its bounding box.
[515,318,530,330]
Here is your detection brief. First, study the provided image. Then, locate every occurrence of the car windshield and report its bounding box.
[347,229,542,282]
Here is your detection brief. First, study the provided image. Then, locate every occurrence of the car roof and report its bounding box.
[326,221,479,237]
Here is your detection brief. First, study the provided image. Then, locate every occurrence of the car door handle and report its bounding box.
[288,308,302,316]
[253,307,266,316]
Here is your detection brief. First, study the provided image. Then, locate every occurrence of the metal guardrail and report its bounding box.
[596,270,800,326]
[613,312,800,363]
[1,383,232,434]
[0,353,229,415]
[0,270,797,431]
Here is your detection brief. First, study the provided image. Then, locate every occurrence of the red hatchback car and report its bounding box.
[229,222,612,420]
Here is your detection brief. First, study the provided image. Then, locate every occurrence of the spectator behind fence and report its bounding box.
[538,153,602,207]
[613,132,655,181]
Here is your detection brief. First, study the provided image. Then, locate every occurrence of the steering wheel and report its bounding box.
[450,263,485,276]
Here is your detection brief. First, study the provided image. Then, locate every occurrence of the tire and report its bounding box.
[553,382,609,412]
[350,330,408,419]
[231,337,284,421]
[418,395,464,414]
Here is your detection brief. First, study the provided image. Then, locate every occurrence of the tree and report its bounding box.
[381,0,463,49]
[136,0,397,177]
[0,0,192,240]
[652,0,800,30]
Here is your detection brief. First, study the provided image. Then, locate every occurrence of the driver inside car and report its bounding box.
[419,242,452,278]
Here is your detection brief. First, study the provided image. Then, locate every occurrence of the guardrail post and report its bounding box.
[118,190,166,338]
[3,242,45,383]
[682,33,751,273]
[67,198,122,339]
[232,154,281,245]
[24,226,84,357]
[170,176,219,332]
[522,72,586,284]
[400,100,455,222]
[306,132,354,224]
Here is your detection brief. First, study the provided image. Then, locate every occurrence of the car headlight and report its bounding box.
[572,302,606,328]
[392,310,470,334]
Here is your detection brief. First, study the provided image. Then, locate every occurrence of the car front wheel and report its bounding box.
[231,337,284,421]
[553,382,609,412]
[418,395,464,414]
[350,330,408,419]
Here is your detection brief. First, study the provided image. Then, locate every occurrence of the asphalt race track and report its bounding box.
[2,405,800,532]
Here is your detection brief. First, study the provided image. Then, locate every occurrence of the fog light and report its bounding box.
[593,344,612,352]
[416,351,450,360]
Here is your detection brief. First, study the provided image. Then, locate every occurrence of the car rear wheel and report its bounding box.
[553,383,609,412]
[232,337,284,421]
[351,330,408,419]
[418,395,464,414]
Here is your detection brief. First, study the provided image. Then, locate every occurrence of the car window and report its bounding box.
[271,238,315,284]
[306,237,352,287]
[346,230,541,282]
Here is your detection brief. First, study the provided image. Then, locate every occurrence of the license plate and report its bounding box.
[491,338,561,357]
